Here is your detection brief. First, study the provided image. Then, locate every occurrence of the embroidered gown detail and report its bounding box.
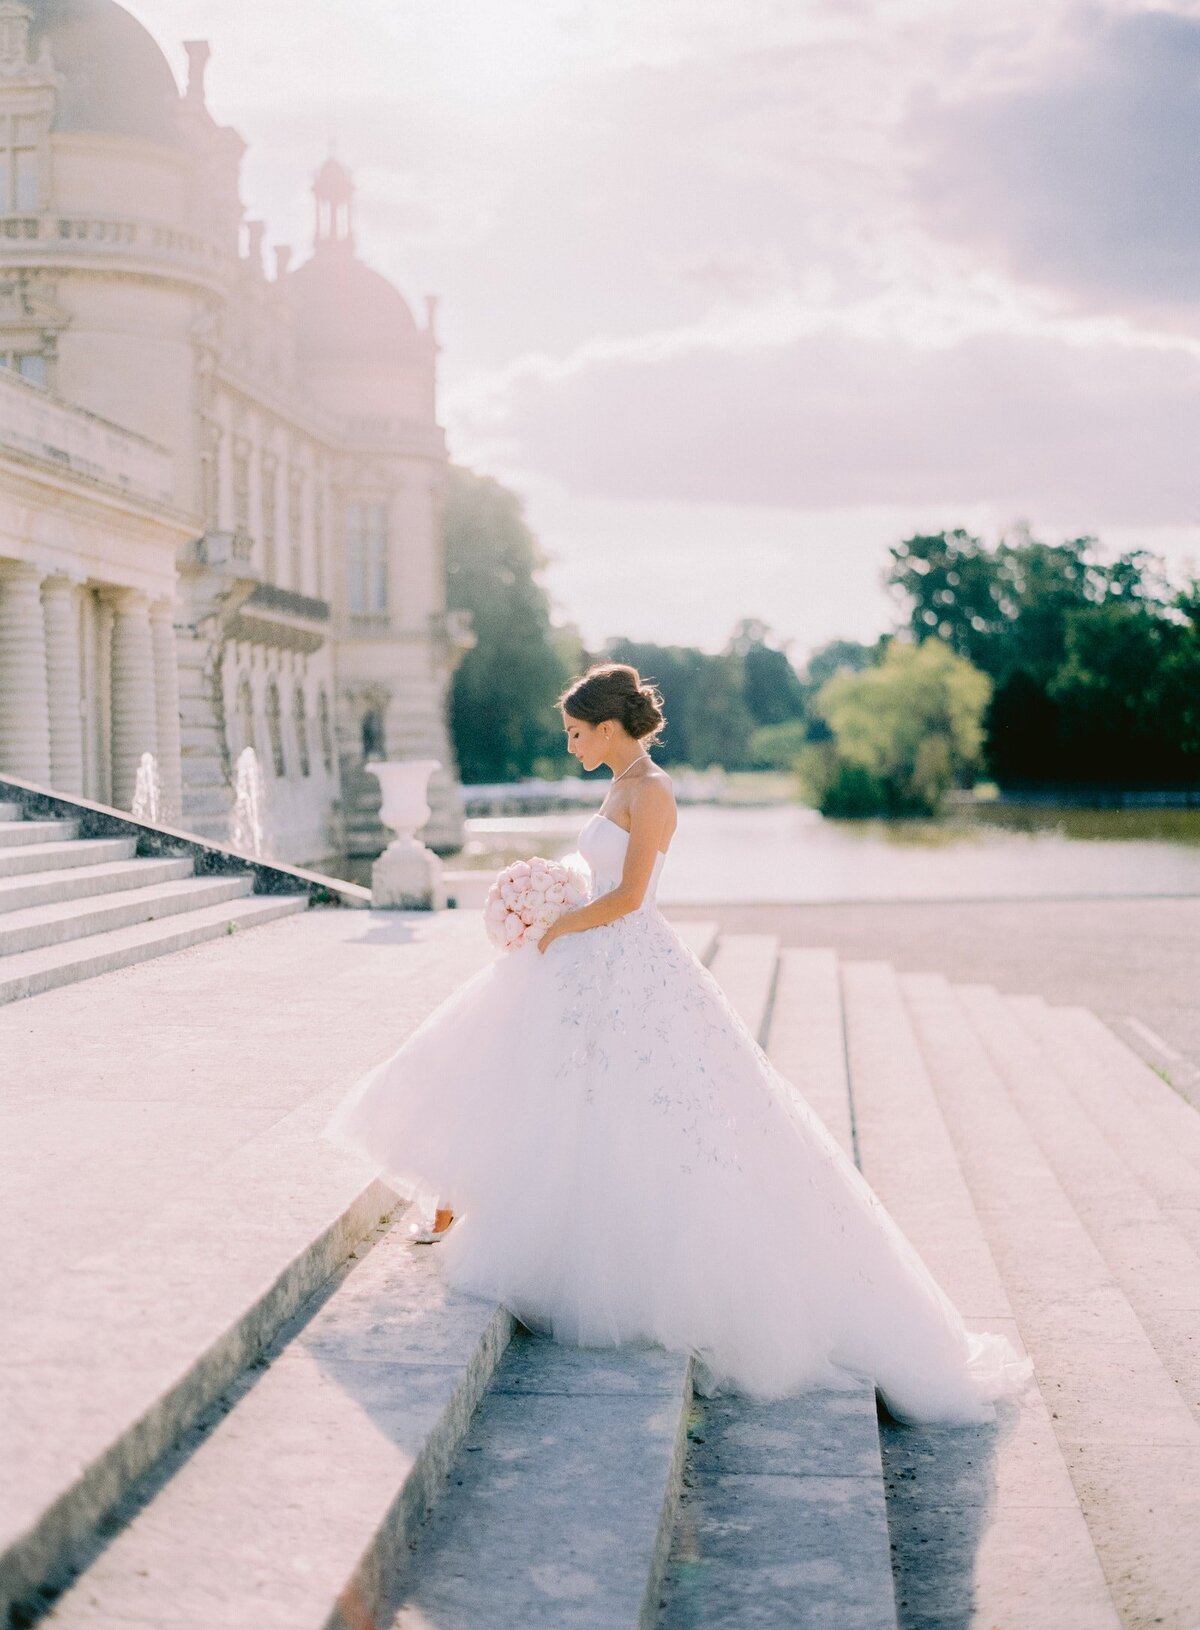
[324,812,1031,1424]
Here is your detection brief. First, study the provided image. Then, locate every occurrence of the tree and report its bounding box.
[604,640,706,766]
[1047,601,1194,786]
[686,652,755,769]
[803,638,879,693]
[885,528,1186,788]
[727,619,808,726]
[444,466,572,783]
[800,638,992,817]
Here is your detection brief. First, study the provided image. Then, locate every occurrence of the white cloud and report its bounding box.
[121,0,1200,652]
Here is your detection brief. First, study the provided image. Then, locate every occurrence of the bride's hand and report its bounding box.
[537,923,559,955]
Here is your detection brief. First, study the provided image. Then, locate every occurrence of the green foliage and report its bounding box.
[729,618,809,725]
[747,719,811,771]
[444,466,573,783]
[886,527,1200,788]
[801,639,992,817]
[605,624,806,770]
[803,637,881,692]
[603,640,710,766]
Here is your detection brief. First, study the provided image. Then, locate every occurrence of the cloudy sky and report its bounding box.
[130,0,1200,662]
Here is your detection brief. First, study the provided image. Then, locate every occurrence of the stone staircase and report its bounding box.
[0,798,309,1004]
[3,920,1197,1629]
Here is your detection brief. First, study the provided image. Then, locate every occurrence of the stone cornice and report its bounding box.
[212,364,340,447]
[0,442,195,539]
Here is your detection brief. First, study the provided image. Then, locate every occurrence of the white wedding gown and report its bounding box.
[324,812,1031,1424]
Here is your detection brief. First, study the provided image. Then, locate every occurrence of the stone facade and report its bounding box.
[0,1,469,860]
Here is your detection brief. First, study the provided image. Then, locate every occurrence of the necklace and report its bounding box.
[611,751,649,785]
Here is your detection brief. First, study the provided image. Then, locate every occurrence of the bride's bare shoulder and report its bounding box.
[631,766,676,813]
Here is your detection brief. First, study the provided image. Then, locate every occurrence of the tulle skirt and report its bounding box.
[324,905,1031,1424]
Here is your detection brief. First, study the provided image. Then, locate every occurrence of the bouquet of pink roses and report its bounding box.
[484,856,588,951]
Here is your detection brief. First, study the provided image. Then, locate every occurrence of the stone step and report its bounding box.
[383,929,729,1626]
[179,723,227,753]
[671,918,719,967]
[0,855,195,916]
[658,945,898,1630]
[0,913,498,1625]
[0,874,254,957]
[770,948,856,1153]
[0,836,137,879]
[0,1127,404,1622]
[0,892,307,1005]
[841,960,1118,1630]
[704,933,779,1041]
[660,1387,896,1630]
[391,1335,691,1630]
[181,787,233,821]
[899,969,1200,1629]
[1066,1005,1200,1173]
[1015,999,1200,1247]
[37,1228,512,1630]
[960,984,1200,1424]
[0,817,79,848]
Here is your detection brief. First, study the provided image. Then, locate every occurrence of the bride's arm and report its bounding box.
[537,779,672,952]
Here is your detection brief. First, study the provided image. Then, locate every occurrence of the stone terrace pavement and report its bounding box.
[0,909,494,1292]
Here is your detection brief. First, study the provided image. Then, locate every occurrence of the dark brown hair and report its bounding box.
[558,662,666,745]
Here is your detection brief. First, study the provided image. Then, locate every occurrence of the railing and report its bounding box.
[0,367,175,504]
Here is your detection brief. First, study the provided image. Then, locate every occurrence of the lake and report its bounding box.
[457,801,1200,905]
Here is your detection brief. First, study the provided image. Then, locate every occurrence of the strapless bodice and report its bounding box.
[577,812,667,899]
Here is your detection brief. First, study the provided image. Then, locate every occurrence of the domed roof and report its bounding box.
[28,0,182,149]
[290,249,422,370]
[313,155,354,204]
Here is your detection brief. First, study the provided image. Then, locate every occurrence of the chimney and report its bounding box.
[184,40,210,106]
[246,219,266,274]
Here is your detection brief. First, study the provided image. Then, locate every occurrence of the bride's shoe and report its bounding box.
[410,1208,455,1245]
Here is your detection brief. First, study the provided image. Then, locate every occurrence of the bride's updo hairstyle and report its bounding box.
[558,663,666,747]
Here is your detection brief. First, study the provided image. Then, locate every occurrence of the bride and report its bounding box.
[324,662,1031,1424]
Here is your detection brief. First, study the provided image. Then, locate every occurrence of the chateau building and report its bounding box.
[0,0,469,861]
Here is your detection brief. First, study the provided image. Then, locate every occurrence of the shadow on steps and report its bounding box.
[879,1396,1006,1630]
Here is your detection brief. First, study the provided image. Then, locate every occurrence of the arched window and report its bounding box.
[265,679,285,777]
[318,687,334,775]
[293,684,311,777]
[235,675,254,759]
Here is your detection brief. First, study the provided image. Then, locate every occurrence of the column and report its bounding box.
[150,600,183,824]
[109,588,157,812]
[41,574,85,796]
[0,560,52,784]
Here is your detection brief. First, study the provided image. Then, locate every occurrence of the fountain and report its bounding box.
[131,752,162,824]
[366,758,445,909]
[230,746,269,859]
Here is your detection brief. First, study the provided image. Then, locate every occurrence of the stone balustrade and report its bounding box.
[0,211,233,285]
[0,367,175,505]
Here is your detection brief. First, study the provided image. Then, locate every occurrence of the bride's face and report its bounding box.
[564,714,608,772]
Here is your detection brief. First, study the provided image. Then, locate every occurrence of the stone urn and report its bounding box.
[365,758,446,909]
